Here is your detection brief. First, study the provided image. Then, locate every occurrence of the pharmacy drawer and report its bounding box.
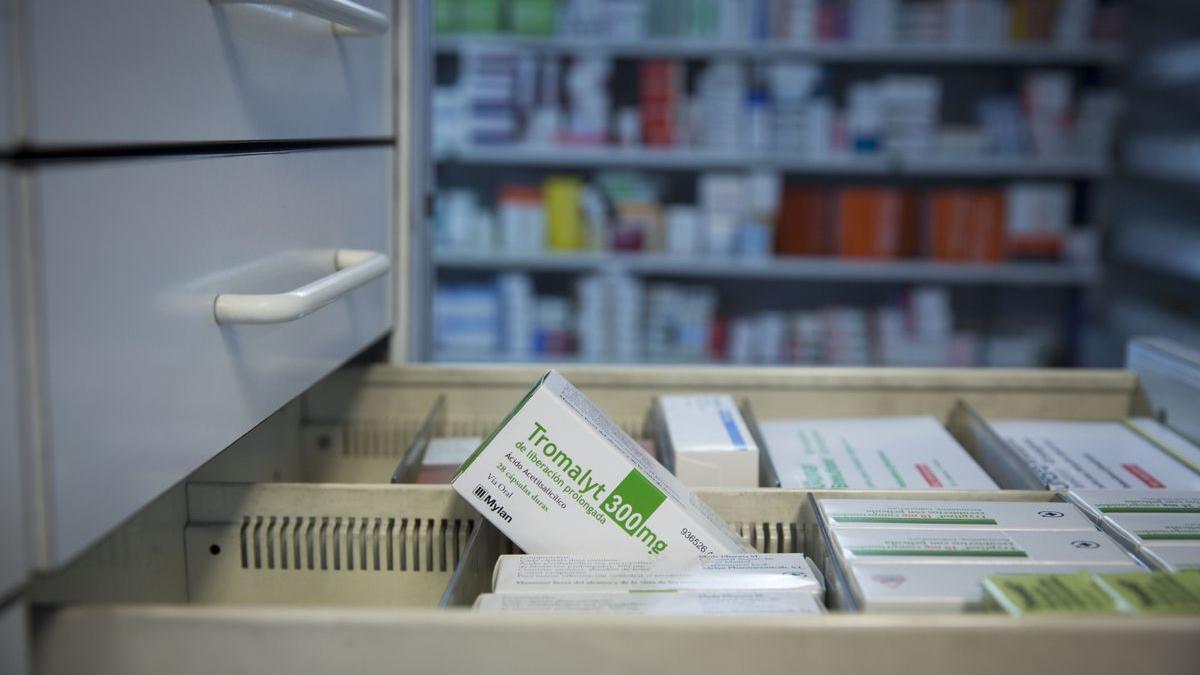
[29,485,1200,675]
[23,0,392,145]
[0,164,29,597]
[0,0,14,150]
[32,147,392,566]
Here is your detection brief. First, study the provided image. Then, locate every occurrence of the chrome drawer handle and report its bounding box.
[214,249,389,324]
[212,0,389,36]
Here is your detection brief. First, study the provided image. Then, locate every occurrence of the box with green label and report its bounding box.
[451,371,753,562]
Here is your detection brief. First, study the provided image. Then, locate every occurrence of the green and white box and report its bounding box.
[451,371,753,561]
[654,394,758,487]
[848,563,1137,613]
[820,498,1096,531]
[1068,489,1200,521]
[1104,513,1200,548]
[1138,545,1200,572]
[473,590,825,615]
[757,416,998,490]
[833,528,1139,566]
[491,554,823,594]
[987,419,1200,490]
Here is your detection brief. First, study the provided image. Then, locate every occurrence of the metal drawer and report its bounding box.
[0,0,13,150]
[0,164,28,598]
[28,482,1200,675]
[21,0,393,145]
[30,147,393,566]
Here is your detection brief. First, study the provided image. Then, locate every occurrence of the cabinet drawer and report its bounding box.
[28,484,1200,675]
[0,0,13,149]
[0,165,28,596]
[24,0,392,145]
[33,147,393,566]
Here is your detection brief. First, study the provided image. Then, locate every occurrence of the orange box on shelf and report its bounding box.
[926,189,1005,262]
[835,187,902,259]
[775,186,831,256]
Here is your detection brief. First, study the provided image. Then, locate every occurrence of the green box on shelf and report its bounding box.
[460,0,501,33]
[509,0,556,36]
[435,0,461,34]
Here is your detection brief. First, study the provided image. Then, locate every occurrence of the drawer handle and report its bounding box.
[213,0,389,36]
[214,249,389,325]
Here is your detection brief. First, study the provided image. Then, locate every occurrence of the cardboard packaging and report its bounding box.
[490,554,823,594]
[847,562,1138,613]
[988,418,1200,490]
[833,528,1139,566]
[1141,545,1200,573]
[1067,489,1200,521]
[820,498,1096,531]
[655,394,758,487]
[451,371,753,561]
[473,590,825,615]
[1104,513,1200,549]
[981,573,1122,616]
[758,415,998,490]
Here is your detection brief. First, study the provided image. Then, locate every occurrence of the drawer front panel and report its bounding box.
[27,0,392,144]
[36,147,392,565]
[0,0,13,149]
[0,165,29,594]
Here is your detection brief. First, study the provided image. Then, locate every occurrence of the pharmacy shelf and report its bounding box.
[435,146,1110,178]
[435,35,1123,65]
[435,252,1101,286]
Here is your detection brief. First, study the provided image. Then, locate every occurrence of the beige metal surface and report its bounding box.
[286,365,1141,484]
[33,605,1200,675]
[186,484,476,607]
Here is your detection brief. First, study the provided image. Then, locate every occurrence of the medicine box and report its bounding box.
[654,394,758,487]
[987,419,1200,490]
[473,590,825,615]
[757,416,998,490]
[490,553,823,594]
[820,498,1096,531]
[451,371,752,562]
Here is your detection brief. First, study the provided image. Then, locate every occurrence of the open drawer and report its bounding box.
[26,363,1200,674]
[30,483,1200,675]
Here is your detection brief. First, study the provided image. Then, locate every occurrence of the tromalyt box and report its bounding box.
[654,394,758,487]
[757,416,998,490]
[820,498,1097,531]
[452,371,753,562]
[490,554,823,594]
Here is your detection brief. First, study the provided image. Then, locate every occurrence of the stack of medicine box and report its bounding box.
[1070,490,1200,573]
[817,497,1143,612]
[452,372,824,615]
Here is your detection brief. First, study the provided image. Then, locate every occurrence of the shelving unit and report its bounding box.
[435,35,1122,65]
[436,146,1110,177]
[436,251,1100,286]
[428,1,1124,368]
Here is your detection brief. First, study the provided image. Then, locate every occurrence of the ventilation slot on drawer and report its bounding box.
[732,521,799,554]
[237,516,475,572]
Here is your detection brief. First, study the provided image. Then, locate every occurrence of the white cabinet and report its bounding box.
[32,147,393,565]
[0,0,14,149]
[0,165,29,596]
[24,0,393,145]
